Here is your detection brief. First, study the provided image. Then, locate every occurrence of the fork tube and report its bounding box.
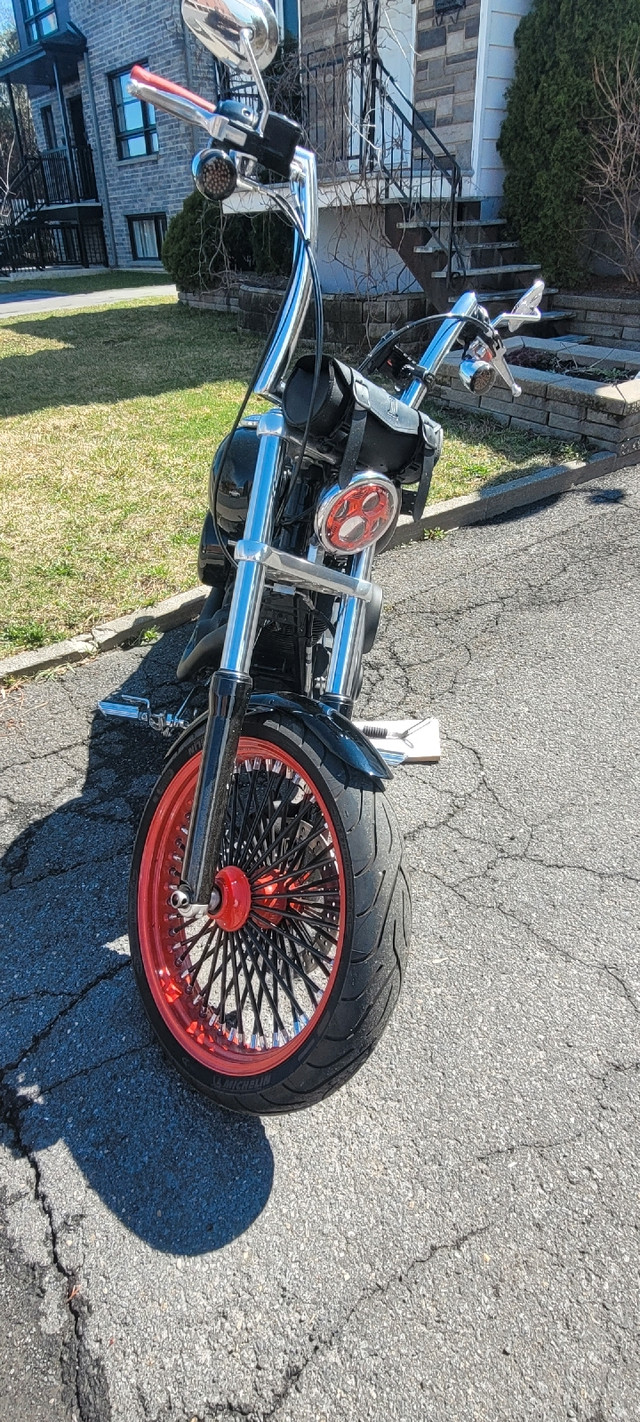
[402,289,479,409]
[322,544,375,716]
[179,409,285,907]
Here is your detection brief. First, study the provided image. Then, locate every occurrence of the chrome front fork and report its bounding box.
[177,409,377,911]
[177,408,285,910]
[322,544,375,714]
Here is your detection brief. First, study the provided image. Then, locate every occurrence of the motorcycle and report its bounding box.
[99,0,545,1115]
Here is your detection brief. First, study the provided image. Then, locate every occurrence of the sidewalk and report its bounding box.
[0,284,176,318]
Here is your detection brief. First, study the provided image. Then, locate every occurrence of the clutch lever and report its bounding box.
[491,343,522,398]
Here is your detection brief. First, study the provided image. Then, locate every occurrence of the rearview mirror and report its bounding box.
[182,0,279,72]
[505,279,545,333]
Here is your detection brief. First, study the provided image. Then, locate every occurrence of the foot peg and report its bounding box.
[98,694,192,736]
[354,717,441,765]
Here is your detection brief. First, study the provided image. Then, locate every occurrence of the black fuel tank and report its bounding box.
[209,425,259,539]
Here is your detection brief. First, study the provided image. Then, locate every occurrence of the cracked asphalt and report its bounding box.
[1,465,638,1422]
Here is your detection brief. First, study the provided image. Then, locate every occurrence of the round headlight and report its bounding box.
[315,473,400,555]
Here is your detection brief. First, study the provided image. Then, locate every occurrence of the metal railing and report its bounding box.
[376,59,464,278]
[0,217,107,274]
[7,144,98,217]
[221,46,464,284]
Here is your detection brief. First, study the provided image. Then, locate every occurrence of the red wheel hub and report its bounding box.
[252,870,288,926]
[210,865,252,932]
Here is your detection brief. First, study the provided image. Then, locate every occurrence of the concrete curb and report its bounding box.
[1,447,636,684]
[0,587,207,684]
[389,447,634,545]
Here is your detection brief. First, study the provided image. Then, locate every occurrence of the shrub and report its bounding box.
[162,189,293,292]
[497,0,640,285]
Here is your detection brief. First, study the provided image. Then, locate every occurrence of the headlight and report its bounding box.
[315,473,400,555]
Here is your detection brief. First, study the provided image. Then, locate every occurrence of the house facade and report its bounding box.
[229,0,539,302]
[0,0,534,296]
[0,0,221,268]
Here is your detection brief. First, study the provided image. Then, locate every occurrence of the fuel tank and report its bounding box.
[209,425,259,538]
[198,425,259,586]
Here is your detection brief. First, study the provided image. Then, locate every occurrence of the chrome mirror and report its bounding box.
[499,278,545,334]
[182,0,279,72]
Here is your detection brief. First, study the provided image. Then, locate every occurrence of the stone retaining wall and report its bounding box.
[237,286,427,350]
[556,292,640,348]
[180,286,427,351]
[433,351,640,455]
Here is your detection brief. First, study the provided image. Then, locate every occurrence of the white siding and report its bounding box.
[471,0,532,203]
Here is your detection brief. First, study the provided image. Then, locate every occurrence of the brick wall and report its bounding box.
[62,0,218,266]
[300,0,350,57]
[414,0,481,174]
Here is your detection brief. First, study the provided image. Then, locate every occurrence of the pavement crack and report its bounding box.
[256,1221,493,1420]
[1,1071,113,1422]
[43,1044,149,1096]
[477,1132,583,1163]
[0,958,130,1076]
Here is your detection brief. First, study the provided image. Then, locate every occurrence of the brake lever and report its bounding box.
[491,345,522,398]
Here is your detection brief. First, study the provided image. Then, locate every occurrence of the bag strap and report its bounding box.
[338,405,368,488]
[412,448,435,523]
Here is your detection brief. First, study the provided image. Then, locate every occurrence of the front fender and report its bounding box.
[168,692,392,781]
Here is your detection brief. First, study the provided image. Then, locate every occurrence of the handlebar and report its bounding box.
[129,65,220,136]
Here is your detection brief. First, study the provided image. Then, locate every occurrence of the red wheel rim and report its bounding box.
[137,737,346,1076]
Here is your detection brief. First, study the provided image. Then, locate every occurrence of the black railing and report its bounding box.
[8,144,98,216]
[222,46,464,284]
[0,218,107,273]
[376,60,464,278]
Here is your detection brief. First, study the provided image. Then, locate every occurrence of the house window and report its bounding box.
[41,104,57,150]
[22,0,58,45]
[127,213,167,261]
[109,65,159,160]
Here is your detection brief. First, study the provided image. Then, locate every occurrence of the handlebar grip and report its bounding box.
[128,65,218,133]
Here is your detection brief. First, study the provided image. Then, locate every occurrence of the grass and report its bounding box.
[0,297,586,657]
[0,271,170,297]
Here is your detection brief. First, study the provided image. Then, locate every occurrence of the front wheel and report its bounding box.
[128,711,411,1114]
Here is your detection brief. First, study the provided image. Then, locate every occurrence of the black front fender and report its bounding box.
[168,692,392,781]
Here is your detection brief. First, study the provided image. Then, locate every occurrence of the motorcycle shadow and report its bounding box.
[0,628,274,1255]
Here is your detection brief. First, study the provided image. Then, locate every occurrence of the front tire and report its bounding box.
[128,711,411,1114]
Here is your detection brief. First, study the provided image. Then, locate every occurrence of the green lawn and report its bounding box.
[0,270,170,297]
[0,296,586,657]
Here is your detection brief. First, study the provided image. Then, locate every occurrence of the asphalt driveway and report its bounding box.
[1,465,638,1422]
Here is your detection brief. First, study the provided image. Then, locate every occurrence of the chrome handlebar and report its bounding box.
[129,65,539,407]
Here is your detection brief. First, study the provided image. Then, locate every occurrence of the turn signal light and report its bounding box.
[315,473,400,555]
[192,148,238,201]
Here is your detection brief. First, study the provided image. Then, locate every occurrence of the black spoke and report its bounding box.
[251,831,333,880]
[236,763,289,871]
[168,749,344,1055]
[244,920,307,1023]
[241,777,308,875]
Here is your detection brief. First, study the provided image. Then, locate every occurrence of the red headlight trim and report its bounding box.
[315,473,400,555]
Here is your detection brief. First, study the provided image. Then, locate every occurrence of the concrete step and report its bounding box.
[433,263,541,280]
[449,286,558,306]
[417,241,524,268]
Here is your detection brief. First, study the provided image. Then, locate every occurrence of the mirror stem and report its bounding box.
[240,29,270,133]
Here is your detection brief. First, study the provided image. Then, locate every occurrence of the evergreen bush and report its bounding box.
[497,0,640,285]
[162,189,293,292]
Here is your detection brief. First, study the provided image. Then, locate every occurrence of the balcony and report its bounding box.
[12,144,99,213]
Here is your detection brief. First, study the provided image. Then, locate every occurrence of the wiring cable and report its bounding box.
[209,183,324,573]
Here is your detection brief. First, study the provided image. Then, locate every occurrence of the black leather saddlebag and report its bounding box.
[282,355,443,486]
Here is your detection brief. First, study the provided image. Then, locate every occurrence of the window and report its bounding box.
[127,213,167,261]
[109,65,158,160]
[22,0,58,45]
[41,104,57,150]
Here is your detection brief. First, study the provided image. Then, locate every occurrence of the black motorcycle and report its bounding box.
[100,0,544,1115]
